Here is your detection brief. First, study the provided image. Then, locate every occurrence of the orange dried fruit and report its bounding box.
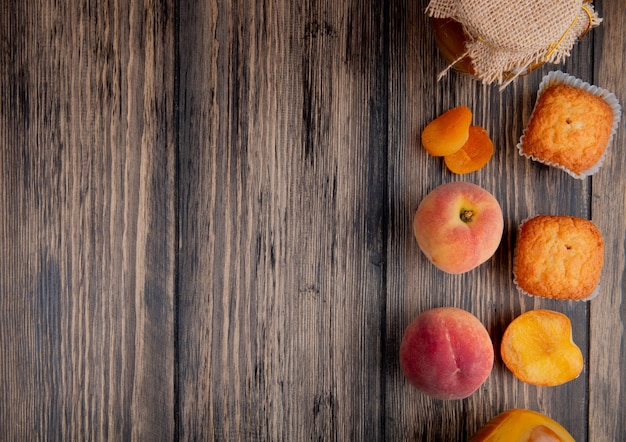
[421,105,472,156]
[444,125,495,174]
[501,310,583,387]
[471,408,575,442]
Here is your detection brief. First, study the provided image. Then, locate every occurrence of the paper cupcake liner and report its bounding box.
[512,216,601,302]
[517,70,622,179]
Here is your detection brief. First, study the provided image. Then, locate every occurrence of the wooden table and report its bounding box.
[2,1,624,440]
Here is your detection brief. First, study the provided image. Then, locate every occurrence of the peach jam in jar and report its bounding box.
[431,17,475,76]
[426,0,601,88]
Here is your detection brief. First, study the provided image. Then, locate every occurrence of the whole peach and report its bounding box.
[413,182,503,274]
[400,307,494,400]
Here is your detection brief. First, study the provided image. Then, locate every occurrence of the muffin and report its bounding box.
[513,215,604,301]
[518,71,621,179]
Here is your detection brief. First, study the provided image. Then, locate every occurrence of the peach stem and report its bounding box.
[460,209,474,223]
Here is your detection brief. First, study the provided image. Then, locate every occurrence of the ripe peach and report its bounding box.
[413,182,504,274]
[501,310,583,387]
[400,307,494,400]
[471,408,575,442]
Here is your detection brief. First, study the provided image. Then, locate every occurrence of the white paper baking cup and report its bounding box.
[512,215,601,302]
[517,71,622,179]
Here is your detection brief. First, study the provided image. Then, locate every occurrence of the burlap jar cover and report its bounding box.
[426,0,602,88]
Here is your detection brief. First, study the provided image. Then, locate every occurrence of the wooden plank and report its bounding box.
[589,1,626,441]
[1,0,623,440]
[0,0,176,439]
[177,0,389,439]
[384,1,596,440]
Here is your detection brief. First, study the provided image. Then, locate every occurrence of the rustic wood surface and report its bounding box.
[1,0,624,440]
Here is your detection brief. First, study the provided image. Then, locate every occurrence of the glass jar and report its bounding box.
[431,18,475,76]
[426,0,600,87]
[431,17,545,80]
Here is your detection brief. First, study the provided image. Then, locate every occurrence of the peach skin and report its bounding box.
[400,307,494,400]
[413,182,503,274]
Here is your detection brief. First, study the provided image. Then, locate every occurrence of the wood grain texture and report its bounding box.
[385,1,596,440]
[0,0,176,439]
[589,1,626,441]
[177,0,389,440]
[1,0,624,440]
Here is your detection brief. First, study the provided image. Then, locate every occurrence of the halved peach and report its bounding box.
[421,106,472,156]
[471,408,575,442]
[501,310,583,387]
[444,125,495,174]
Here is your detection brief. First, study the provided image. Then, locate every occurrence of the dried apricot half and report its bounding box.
[444,125,494,174]
[421,105,472,156]
[501,310,583,387]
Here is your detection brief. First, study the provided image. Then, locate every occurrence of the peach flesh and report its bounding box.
[470,408,575,442]
[413,182,504,274]
[501,310,583,387]
[400,307,494,400]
